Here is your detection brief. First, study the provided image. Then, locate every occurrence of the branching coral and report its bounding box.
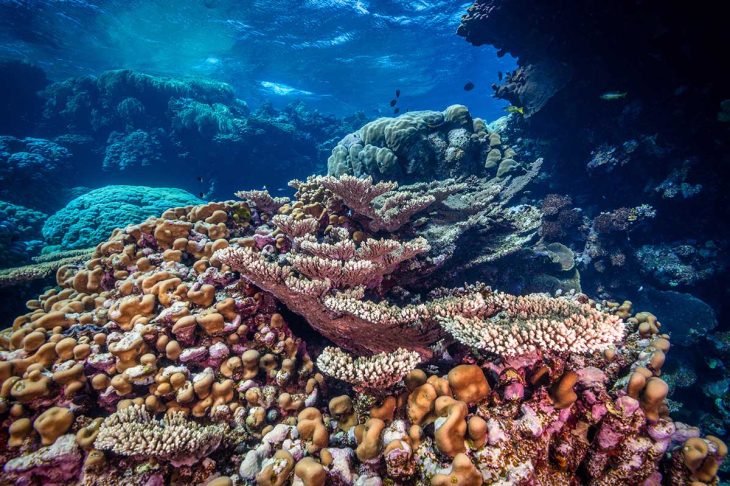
[292,174,445,232]
[95,404,226,465]
[438,293,625,356]
[316,346,421,392]
[215,234,437,356]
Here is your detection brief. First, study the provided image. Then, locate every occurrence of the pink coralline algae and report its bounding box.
[0,175,725,485]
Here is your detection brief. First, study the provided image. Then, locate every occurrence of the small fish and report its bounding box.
[599,91,627,101]
[199,192,205,198]
[389,99,397,107]
[395,89,400,98]
[498,71,503,81]
[463,81,475,91]
[504,105,525,116]
[196,176,203,182]
[394,108,400,114]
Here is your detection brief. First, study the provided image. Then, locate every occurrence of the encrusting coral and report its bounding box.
[0,175,725,485]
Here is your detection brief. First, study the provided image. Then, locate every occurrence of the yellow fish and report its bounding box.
[504,105,525,116]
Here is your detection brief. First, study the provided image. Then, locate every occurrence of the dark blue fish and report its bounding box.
[395,89,400,97]
[394,108,400,114]
[464,81,475,91]
[389,99,397,107]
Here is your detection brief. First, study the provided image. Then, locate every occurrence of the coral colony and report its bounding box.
[0,168,725,485]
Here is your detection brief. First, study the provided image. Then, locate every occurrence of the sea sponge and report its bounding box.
[34,406,73,445]
[447,364,490,404]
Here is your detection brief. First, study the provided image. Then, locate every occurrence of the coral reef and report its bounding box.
[0,175,725,485]
[29,69,360,200]
[0,201,46,268]
[0,136,72,212]
[41,185,202,252]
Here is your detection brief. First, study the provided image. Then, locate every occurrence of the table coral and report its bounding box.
[0,175,725,486]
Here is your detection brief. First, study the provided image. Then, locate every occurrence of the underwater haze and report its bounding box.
[1,1,729,485]
[0,0,515,118]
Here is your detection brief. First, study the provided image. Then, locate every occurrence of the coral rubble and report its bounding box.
[0,175,724,484]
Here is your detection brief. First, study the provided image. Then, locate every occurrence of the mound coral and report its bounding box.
[41,185,202,252]
[0,175,724,485]
[327,105,527,184]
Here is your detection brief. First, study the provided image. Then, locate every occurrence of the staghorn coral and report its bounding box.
[94,404,226,465]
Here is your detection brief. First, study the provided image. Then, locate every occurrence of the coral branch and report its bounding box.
[316,346,421,392]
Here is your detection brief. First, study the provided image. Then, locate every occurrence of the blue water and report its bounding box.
[0,0,515,119]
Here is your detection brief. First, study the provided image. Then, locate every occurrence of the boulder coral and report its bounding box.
[0,175,725,485]
[327,105,528,184]
[41,185,202,252]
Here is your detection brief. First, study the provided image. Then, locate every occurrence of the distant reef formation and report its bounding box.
[458,0,730,445]
[0,64,364,272]
[0,174,724,485]
[0,64,364,212]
